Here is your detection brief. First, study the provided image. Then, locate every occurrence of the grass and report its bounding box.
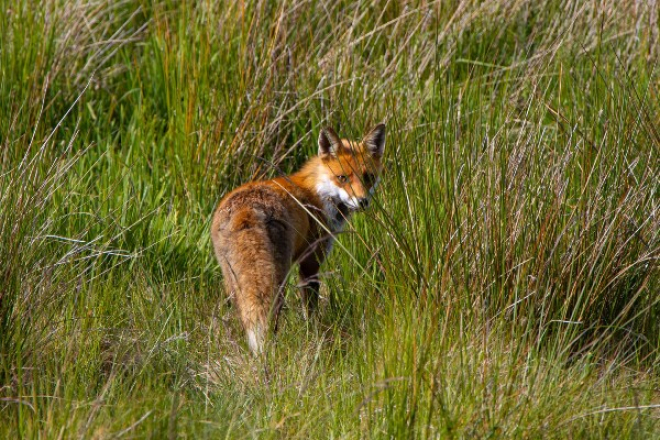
[1,0,659,438]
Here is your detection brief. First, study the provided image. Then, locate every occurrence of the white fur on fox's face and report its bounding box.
[315,173,363,212]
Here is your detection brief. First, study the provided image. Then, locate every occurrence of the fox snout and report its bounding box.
[342,195,371,212]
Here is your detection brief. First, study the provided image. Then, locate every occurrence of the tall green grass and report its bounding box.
[1,0,658,437]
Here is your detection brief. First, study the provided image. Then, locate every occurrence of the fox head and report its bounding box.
[315,123,385,214]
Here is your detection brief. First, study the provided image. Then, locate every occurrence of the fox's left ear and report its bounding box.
[363,123,385,158]
[318,127,343,159]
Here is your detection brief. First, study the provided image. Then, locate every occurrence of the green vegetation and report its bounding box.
[1,0,658,437]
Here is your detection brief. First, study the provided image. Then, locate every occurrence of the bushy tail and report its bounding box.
[212,207,292,354]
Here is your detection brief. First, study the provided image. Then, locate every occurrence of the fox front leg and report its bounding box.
[298,256,321,320]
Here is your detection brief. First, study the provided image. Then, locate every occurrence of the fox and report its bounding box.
[211,123,386,354]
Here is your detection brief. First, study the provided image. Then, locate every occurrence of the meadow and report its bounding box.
[1,0,659,438]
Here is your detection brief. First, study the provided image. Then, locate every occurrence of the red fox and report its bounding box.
[211,124,386,353]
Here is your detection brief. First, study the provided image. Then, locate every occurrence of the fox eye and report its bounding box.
[363,173,376,185]
[336,175,350,184]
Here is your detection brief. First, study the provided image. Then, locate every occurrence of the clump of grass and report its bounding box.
[1,0,658,437]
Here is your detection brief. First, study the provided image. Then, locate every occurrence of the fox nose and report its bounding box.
[358,198,370,209]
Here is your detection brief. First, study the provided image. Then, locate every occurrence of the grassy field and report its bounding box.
[1,0,659,438]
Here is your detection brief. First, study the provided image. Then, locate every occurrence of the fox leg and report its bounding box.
[299,255,322,320]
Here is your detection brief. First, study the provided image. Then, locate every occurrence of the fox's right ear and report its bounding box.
[363,123,386,158]
[318,127,342,159]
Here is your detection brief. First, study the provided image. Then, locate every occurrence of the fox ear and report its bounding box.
[318,127,342,159]
[363,123,385,158]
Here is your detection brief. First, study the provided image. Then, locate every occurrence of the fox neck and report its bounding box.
[292,157,350,233]
[318,194,349,233]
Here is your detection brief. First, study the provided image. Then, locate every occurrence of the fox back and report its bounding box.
[211,124,386,353]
